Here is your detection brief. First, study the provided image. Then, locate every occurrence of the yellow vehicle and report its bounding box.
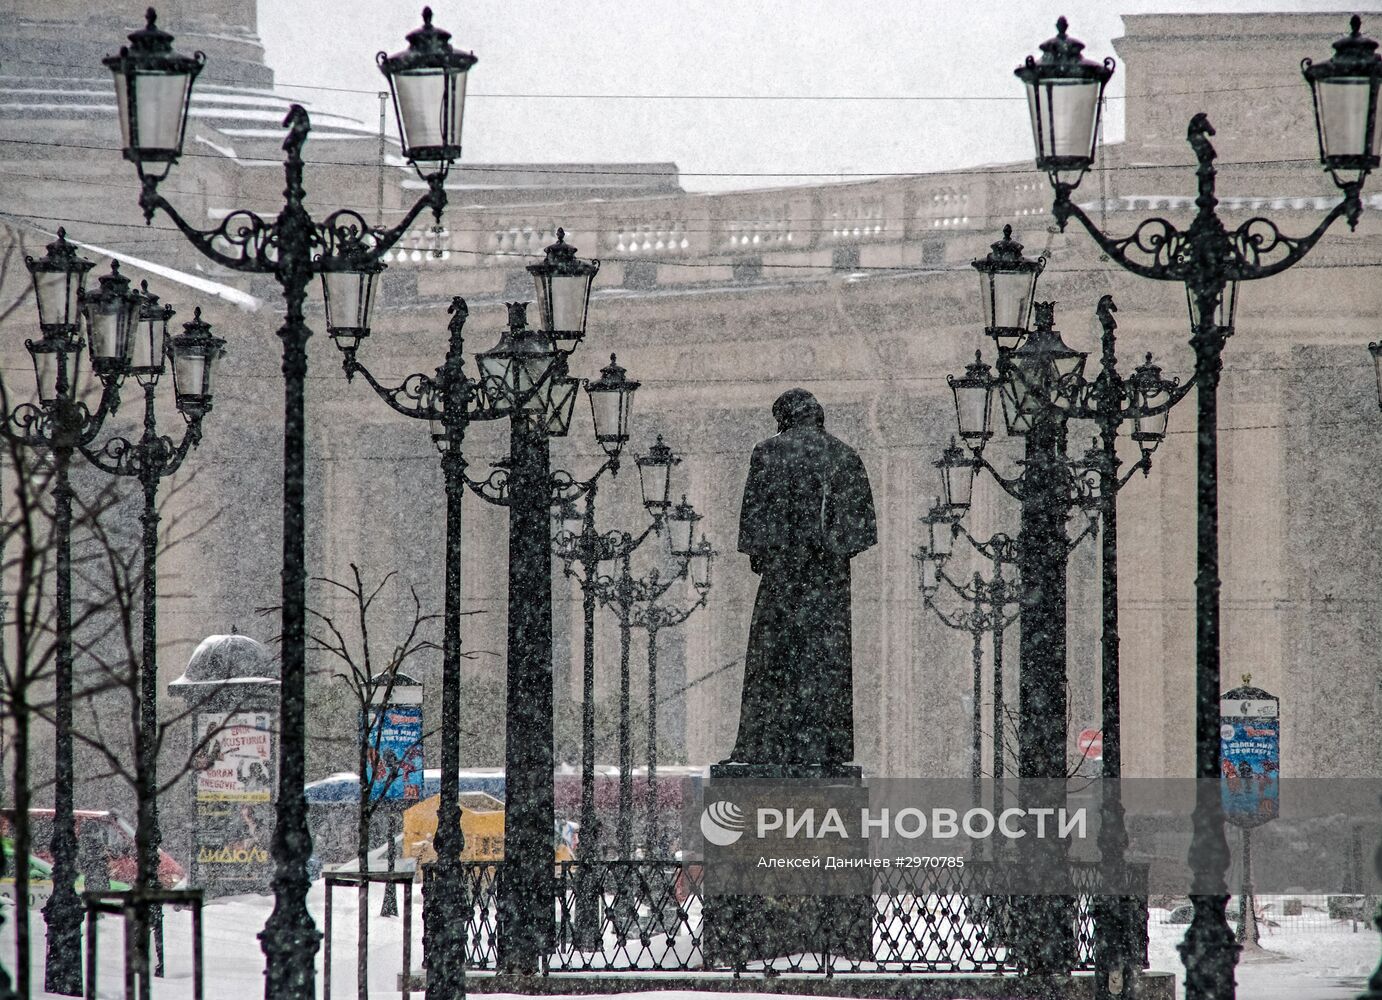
[402,792,576,866]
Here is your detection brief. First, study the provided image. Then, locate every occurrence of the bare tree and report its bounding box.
[0,355,133,996]
[44,468,244,993]
[262,563,481,998]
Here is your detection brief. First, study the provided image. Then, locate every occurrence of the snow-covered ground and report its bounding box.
[0,886,1376,999]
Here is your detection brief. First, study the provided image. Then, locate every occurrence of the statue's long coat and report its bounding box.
[730,397,877,765]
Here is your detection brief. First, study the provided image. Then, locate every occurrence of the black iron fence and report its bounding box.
[453,859,1149,975]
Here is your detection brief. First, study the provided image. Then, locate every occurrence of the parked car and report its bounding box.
[0,837,131,910]
[0,809,185,890]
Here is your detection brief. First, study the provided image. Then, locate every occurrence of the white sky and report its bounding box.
[258,1,1382,192]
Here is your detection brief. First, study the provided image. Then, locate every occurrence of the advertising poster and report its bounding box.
[193,712,274,803]
[190,711,277,895]
[1220,696,1280,829]
[194,800,276,896]
[363,703,425,802]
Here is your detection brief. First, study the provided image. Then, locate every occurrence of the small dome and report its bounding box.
[170,633,278,689]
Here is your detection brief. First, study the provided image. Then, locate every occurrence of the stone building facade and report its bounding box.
[1,7,1378,857]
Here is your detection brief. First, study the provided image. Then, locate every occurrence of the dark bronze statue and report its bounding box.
[727,388,877,766]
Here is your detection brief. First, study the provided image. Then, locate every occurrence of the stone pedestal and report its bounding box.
[702,763,873,966]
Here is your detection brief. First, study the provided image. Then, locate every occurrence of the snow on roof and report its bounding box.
[73,237,262,313]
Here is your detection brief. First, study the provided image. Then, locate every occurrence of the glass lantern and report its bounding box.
[667,495,701,557]
[378,7,478,179]
[321,249,384,354]
[637,435,679,518]
[916,548,940,596]
[1015,17,1115,189]
[104,10,205,183]
[26,334,82,405]
[585,354,640,458]
[26,228,94,336]
[1185,282,1238,335]
[167,307,226,419]
[1129,353,1172,453]
[474,303,558,417]
[922,501,954,559]
[688,536,715,591]
[80,261,138,382]
[935,437,975,513]
[130,281,174,385]
[553,500,584,543]
[972,225,1044,347]
[949,351,996,445]
[528,228,600,352]
[1303,16,1382,189]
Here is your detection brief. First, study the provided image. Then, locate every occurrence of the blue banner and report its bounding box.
[363,703,425,802]
[1220,716,1279,828]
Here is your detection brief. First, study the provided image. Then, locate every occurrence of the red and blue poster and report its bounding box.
[1220,687,1279,829]
[363,703,425,802]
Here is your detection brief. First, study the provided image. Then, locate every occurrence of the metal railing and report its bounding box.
[454,858,1149,976]
[81,888,204,1000]
[323,870,415,1000]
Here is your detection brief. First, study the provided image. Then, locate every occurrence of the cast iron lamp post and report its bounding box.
[915,520,1019,806]
[335,278,634,990]
[581,489,706,861]
[552,432,678,947]
[103,9,475,996]
[80,280,223,995]
[949,261,1183,975]
[5,233,119,996]
[1016,17,1381,999]
[441,232,634,972]
[631,533,715,857]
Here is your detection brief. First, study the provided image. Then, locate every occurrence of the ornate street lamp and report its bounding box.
[552,432,682,947]
[10,235,128,997]
[949,352,997,446]
[971,224,1045,348]
[936,437,976,513]
[585,355,640,458]
[636,434,679,518]
[1014,16,1114,192]
[103,10,205,187]
[337,281,631,977]
[377,6,477,180]
[632,552,714,857]
[921,500,955,560]
[528,228,600,353]
[81,262,138,380]
[105,8,476,997]
[80,293,219,996]
[667,495,702,557]
[1017,17,1379,998]
[586,497,709,864]
[1302,15,1382,192]
[946,290,1185,980]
